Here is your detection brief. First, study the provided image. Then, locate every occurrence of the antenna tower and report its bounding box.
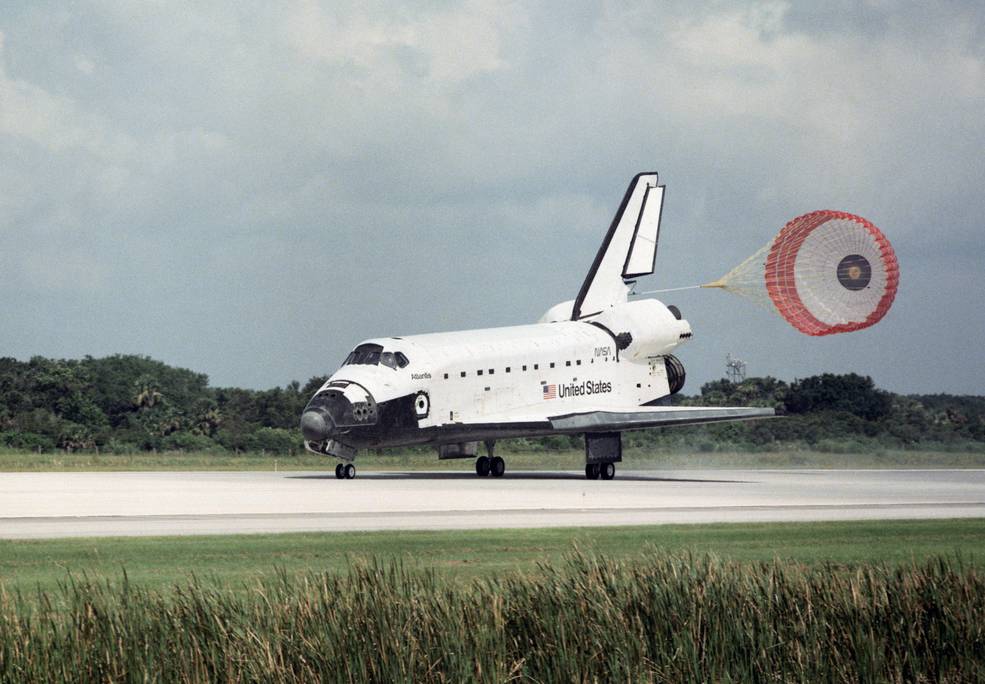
[725,353,747,383]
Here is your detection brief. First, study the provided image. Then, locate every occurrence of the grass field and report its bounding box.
[2,546,983,681]
[2,519,984,598]
[3,520,985,681]
[2,447,984,471]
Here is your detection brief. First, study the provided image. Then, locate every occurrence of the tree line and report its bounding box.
[665,374,985,453]
[0,356,324,454]
[1,355,982,454]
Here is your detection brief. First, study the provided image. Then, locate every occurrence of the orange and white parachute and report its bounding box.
[703,211,899,335]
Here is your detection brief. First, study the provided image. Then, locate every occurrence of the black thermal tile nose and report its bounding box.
[300,410,330,441]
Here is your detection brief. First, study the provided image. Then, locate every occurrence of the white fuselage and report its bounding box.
[303,299,692,451]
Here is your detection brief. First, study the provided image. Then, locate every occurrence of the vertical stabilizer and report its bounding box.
[571,172,664,319]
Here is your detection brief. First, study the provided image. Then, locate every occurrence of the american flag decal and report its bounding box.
[542,384,557,400]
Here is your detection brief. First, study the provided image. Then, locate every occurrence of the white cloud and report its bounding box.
[0,1,983,392]
[1,35,91,153]
[73,54,95,75]
[283,0,522,84]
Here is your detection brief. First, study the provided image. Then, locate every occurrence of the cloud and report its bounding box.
[284,0,520,83]
[73,54,94,75]
[0,32,122,156]
[0,1,982,393]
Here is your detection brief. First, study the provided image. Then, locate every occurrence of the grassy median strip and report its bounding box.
[2,519,984,597]
[3,448,985,471]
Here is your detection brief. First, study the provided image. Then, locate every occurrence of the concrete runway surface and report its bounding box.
[1,469,984,539]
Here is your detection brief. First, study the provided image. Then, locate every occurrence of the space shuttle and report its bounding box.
[300,172,773,479]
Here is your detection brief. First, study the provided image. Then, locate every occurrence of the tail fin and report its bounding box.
[571,172,665,319]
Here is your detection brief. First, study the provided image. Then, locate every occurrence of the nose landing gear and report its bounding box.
[334,463,356,479]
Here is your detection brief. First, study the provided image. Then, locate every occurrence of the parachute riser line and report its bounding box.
[630,285,703,296]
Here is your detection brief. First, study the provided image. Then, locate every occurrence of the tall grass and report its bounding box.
[1,554,983,682]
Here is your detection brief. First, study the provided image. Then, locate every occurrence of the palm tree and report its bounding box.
[133,382,163,410]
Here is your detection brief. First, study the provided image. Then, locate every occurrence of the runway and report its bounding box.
[1,469,983,539]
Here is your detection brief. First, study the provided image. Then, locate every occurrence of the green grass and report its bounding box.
[2,551,984,682]
[3,521,985,681]
[2,519,984,599]
[2,447,984,471]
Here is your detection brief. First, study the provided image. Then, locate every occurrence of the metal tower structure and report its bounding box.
[725,353,747,383]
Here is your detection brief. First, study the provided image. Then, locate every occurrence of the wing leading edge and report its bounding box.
[548,405,775,432]
[453,405,775,435]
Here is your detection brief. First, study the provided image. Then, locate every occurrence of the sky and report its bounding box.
[1,1,983,394]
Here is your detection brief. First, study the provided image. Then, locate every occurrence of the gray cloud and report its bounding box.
[1,1,982,393]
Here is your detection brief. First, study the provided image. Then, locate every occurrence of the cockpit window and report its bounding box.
[343,344,409,369]
[380,351,410,369]
[344,343,383,366]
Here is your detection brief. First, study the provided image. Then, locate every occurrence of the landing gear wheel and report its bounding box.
[490,456,505,477]
[475,456,491,477]
[343,463,356,479]
[335,463,344,479]
[601,462,616,480]
[585,463,601,480]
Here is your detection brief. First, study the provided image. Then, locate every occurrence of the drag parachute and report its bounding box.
[704,211,899,336]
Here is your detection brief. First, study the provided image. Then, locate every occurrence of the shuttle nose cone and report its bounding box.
[300,410,330,442]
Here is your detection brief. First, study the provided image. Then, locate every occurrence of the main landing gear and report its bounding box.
[584,431,621,481]
[334,462,356,479]
[475,440,505,477]
[475,455,506,477]
[584,462,616,480]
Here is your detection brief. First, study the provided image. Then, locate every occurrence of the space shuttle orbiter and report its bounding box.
[300,173,773,480]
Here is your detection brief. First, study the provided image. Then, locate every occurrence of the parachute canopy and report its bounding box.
[705,211,899,336]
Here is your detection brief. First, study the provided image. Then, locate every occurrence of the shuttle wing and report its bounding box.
[571,173,665,319]
[456,405,774,435]
[547,405,775,432]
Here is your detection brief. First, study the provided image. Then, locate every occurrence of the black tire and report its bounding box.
[343,463,356,479]
[585,463,601,480]
[335,463,344,479]
[475,456,491,476]
[491,456,505,477]
[601,462,616,480]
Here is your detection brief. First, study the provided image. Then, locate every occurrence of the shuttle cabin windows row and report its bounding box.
[342,344,409,370]
[441,355,615,380]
